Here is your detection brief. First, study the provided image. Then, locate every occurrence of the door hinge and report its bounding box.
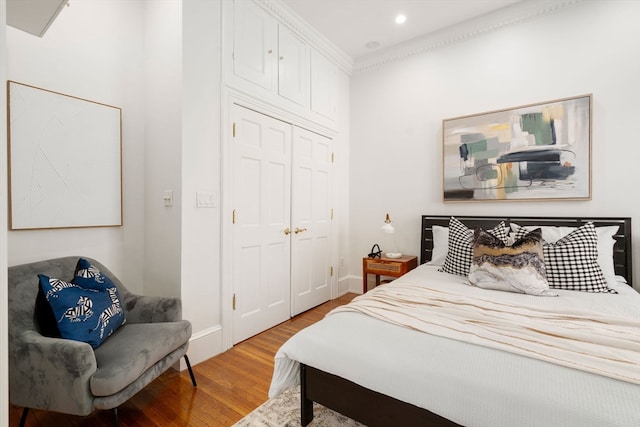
[330,266,334,277]
[232,209,236,224]
[232,122,236,138]
[233,293,236,310]
[330,208,334,219]
[331,152,334,163]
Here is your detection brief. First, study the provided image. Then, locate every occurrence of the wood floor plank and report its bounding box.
[9,293,356,426]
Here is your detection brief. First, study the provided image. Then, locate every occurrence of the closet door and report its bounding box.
[310,49,337,121]
[233,0,277,91]
[278,25,308,106]
[231,105,291,344]
[290,127,332,316]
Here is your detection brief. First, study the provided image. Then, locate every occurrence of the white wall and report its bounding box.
[143,0,182,298]
[335,68,352,294]
[6,0,147,292]
[181,0,224,364]
[349,0,640,289]
[1,0,9,423]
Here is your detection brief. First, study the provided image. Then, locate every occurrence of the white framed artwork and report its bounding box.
[7,81,122,229]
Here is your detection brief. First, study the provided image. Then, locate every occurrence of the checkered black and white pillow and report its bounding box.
[439,217,510,276]
[514,222,615,293]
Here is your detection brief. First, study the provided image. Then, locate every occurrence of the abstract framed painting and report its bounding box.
[442,94,592,202]
[7,81,122,229]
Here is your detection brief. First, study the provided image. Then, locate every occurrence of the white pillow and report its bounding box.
[510,223,619,279]
[430,225,449,265]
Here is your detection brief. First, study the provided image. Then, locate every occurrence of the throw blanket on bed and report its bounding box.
[330,282,640,384]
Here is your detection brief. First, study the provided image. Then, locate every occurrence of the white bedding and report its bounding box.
[270,265,640,427]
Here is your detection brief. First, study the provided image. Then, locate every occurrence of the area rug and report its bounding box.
[233,386,365,426]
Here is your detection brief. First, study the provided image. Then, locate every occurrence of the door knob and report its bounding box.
[284,228,291,235]
[294,227,307,234]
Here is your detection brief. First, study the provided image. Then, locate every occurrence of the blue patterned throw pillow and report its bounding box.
[34,283,62,338]
[38,259,126,348]
[72,258,127,338]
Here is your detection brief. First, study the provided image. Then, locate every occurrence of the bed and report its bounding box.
[269,215,639,427]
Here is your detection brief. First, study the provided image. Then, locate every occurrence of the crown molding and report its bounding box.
[353,0,584,74]
[259,0,354,75]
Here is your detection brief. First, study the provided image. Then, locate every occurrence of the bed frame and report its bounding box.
[420,215,632,284]
[300,215,633,427]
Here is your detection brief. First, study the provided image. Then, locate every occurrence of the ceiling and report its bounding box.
[280,0,522,59]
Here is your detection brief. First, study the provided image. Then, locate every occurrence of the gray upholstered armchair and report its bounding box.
[8,256,196,426]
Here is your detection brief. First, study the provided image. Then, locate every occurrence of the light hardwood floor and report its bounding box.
[9,293,357,427]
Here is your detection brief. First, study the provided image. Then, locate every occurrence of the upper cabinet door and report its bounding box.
[7,0,68,37]
[310,49,337,121]
[278,25,308,107]
[228,0,339,128]
[233,0,277,91]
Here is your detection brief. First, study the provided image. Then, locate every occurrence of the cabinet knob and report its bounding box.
[280,56,284,60]
[284,228,291,235]
[268,49,273,54]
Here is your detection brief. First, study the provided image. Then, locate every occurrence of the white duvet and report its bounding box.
[270,265,640,427]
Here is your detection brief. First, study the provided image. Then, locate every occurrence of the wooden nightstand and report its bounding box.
[362,255,418,293]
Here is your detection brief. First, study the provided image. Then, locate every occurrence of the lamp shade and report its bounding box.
[380,213,401,258]
[381,213,395,234]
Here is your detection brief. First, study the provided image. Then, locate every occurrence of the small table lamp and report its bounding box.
[381,213,402,258]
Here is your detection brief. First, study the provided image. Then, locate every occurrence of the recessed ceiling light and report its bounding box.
[395,14,407,24]
[365,41,381,50]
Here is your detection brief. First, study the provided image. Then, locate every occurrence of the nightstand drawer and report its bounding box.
[362,255,418,293]
[365,261,403,274]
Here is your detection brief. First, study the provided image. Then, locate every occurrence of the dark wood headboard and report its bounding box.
[420,215,633,285]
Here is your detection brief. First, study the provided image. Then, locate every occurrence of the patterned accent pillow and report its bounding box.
[513,223,615,293]
[510,223,619,279]
[33,284,62,337]
[37,258,126,348]
[469,228,557,296]
[72,258,127,338]
[439,217,510,276]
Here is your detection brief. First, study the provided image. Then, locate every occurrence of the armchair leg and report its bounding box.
[19,408,29,427]
[184,354,197,387]
[112,407,119,427]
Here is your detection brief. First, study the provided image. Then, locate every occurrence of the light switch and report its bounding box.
[163,190,173,207]
[196,191,216,208]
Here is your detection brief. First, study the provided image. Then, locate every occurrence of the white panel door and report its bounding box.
[278,24,308,106]
[290,127,332,316]
[310,48,337,120]
[231,105,291,344]
[233,0,276,90]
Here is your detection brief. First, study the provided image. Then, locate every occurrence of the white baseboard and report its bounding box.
[338,274,363,295]
[176,324,223,371]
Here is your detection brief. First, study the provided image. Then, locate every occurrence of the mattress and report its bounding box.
[270,265,640,427]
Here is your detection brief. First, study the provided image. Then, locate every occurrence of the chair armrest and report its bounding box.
[10,331,97,415]
[123,294,182,323]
